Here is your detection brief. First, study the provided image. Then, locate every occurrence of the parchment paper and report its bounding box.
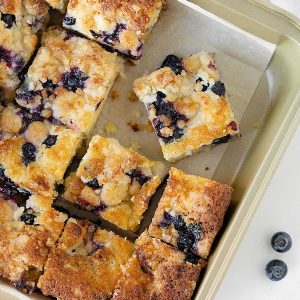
[93,0,276,179]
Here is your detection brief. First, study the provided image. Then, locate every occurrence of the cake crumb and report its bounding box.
[128,91,138,102]
[105,122,117,135]
[128,120,140,132]
[130,141,141,151]
[132,110,141,118]
[143,121,154,132]
[111,90,120,100]
[253,122,261,129]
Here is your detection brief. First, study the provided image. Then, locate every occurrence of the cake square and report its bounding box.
[0,0,49,104]
[38,218,133,300]
[63,135,166,231]
[63,0,165,60]
[149,167,232,259]
[0,194,67,293]
[15,26,120,136]
[134,51,240,161]
[112,231,205,300]
[0,104,83,199]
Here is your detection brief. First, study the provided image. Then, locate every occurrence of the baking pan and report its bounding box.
[1,0,300,299]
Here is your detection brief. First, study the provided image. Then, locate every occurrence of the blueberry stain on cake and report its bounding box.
[150,91,188,143]
[62,67,89,92]
[0,45,25,72]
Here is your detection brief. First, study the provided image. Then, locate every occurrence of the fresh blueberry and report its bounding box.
[211,134,231,145]
[86,178,102,190]
[43,135,58,148]
[271,232,292,253]
[211,81,226,96]
[265,259,288,281]
[20,212,36,225]
[161,55,183,75]
[126,169,150,186]
[62,67,89,92]
[63,16,76,26]
[22,142,36,166]
[1,13,16,29]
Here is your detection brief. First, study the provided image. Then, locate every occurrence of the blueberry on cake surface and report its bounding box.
[63,135,166,231]
[112,231,205,300]
[149,167,232,259]
[63,0,165,60]
[0,104,82,198]
[0,0,49,104]
[15,26,120,136]
[0,194,67,293]
[38,218,133,300]
[134,51,240,161]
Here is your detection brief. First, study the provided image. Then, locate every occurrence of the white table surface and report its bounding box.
[215,123,300,300]
[215,2,300,299]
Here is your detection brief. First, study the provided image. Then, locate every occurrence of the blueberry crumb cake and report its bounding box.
[38,218,133,300]
[134,52,240,161]
[0,0,49,104]
[63,135,166,231]
[112,231,206,300]
[15,26,120,136]
[0,104,82,199]
[0,194,67,293]
[63,0,165,60]
[149,167,232,259]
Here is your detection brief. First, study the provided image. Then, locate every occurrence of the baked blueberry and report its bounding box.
[20,211,36,225]
[265,259,288,281]
[151,91,188,143]
[212,134,231,145]
[43,135,58,148]
[86,178,102,190]
[63,16,76,26]
[62,67,89,92]
[196,77,209,92]
[1,13,16,29]
[158,211,174,228]
[16,89,39,103]
[103,23,126,45]
[271,232,292,253]
[22,142,37,166]
[184,253,200,265]
[126,169,150,186]
[211,81,226,96]
[0,46,25,72]
[161,55,183,75]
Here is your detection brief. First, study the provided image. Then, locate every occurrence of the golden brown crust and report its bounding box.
[134,51,240,161]
[112,231,205,300]
[64,0,164,59]
[63,136,166,231]
[0,196,67,292]
[0,0,48,103]
[38,218,133,300]
[149,168,232,259]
